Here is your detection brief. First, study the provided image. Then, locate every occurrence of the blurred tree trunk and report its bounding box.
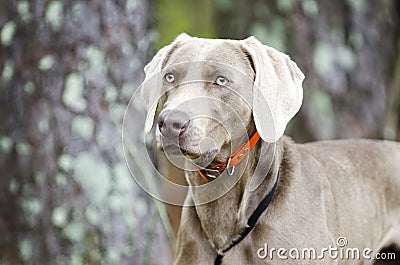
[0,0,171,264]
[217,0,400,142]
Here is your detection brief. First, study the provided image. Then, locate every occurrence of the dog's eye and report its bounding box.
[215,76,228,86]
[164,73,175,83]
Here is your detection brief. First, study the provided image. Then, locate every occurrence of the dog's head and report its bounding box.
[141,33,304,162]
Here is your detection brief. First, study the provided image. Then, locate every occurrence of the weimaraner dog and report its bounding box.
[140,33,400,264]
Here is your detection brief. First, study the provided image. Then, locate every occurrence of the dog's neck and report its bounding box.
[186,136,284,251]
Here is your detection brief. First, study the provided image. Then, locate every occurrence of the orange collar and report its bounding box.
[194,131,261,183]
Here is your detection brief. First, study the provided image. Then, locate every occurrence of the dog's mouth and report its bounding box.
[160,139,218,161]
[181,148,201,159]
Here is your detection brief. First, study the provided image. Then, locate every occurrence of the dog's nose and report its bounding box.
[158,110,190,137]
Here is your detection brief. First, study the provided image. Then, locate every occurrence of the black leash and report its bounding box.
[214,172,280,265]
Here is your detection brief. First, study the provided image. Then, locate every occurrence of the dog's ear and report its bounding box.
[141,33,191,133]
[241,36,304,142]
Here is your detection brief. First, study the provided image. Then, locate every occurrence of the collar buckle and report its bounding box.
[204,168,220,179]
[226,157,235,176]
